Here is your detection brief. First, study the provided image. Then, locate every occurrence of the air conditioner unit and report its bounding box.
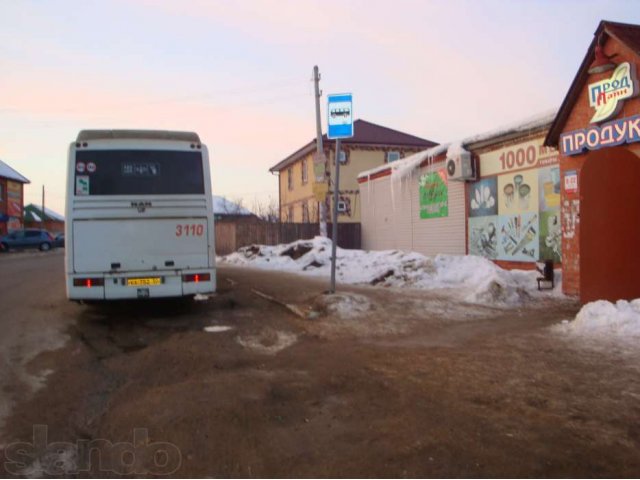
[446,151,476,181]
[337,200,348,212]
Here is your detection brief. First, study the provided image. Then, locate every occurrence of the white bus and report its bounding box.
[65,130,216,301]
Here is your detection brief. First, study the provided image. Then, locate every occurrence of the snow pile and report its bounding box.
[221,237,559,306]
[555,299,640,343]
[315,293,373,319]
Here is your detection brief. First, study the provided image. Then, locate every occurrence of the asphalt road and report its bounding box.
[0,249,75,437]
[1,251,640,477]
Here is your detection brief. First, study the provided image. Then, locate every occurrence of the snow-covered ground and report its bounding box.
[219,236,563,306]
[554,299,640,348]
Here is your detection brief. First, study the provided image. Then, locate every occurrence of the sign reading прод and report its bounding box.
[327,93,353,139]
[588,62,638,123]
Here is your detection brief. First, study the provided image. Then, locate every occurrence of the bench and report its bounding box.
[536,260,554,290]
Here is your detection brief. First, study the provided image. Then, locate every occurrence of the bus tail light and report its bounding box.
[182,273,211,283]
[73,278,105,288]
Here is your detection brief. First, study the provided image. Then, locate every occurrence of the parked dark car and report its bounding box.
[54,233,65,248]
[0,229,55,252]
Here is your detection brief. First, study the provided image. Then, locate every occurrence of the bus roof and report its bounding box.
[76,130,201,143]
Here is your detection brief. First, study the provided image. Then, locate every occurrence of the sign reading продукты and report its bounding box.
[560,113,640,155]
[327,93,353,139]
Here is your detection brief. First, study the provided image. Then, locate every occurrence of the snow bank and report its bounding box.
[220,237,561,306]
[555,299,640,343]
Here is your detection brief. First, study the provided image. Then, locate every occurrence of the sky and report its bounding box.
[1,0,639,215]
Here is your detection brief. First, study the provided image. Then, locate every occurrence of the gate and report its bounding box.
[580,146,640,303]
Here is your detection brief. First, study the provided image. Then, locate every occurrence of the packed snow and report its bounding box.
[358,109,557,182]
[554,299,640,347]
[213,195,252,215]
[0,159,30,183]
[204,325,234,333]
[42,206,64,221]
[219,236,562,306]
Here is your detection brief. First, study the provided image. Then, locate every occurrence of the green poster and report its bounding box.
[419,170,448,219]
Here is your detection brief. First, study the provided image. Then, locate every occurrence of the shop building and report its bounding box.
[0,159,30,235]
[358,145,467,255]
[358,111,559,264]
[465,112,559,269]
[545,20,640,303]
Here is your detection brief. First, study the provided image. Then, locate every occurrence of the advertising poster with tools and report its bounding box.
[467,177,498,258]
[467,137,560,263]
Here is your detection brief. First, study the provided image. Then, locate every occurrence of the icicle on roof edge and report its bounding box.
[357,108,557,182]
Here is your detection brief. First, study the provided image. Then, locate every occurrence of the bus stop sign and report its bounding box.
[327,93,353,139]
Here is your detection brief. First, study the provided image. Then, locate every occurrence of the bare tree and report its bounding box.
[251,196,279,223]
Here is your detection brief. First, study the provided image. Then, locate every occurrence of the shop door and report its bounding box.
[580,146,640,303]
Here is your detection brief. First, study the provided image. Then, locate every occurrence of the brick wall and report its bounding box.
[555,35,640,296]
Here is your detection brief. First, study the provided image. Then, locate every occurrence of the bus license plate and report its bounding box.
[127,277,161,287]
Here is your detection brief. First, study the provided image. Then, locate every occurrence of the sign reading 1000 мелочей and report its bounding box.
[327,93,353,139]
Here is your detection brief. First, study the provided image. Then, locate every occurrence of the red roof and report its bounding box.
[269,119,437,172]
[545,20,640,146]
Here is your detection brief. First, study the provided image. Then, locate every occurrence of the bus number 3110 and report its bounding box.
[176,224,204,237]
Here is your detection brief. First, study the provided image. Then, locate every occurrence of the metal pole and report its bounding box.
[41,185,45,230]
[330,138,341,294]
[313,65,328,237]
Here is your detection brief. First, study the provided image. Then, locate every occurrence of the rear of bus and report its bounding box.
[65,130,216,301]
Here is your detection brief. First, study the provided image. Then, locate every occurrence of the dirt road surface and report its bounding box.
[1,251,640,477]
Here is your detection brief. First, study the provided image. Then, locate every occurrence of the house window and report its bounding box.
[301,159,308,184]
[386,151,401,163]
[287,167,293,190]
[302,202,309,223]
[288,205,294,222]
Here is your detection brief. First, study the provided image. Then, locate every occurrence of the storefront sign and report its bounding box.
[588,62,638,123]
[478,138,558,177]
[560,113,640,155]
[419,169,448,219]
[6,181,22,217]
[564,170,578,194]
[7,181,21,200]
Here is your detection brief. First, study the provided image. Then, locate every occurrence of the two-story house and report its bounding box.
[269,119,437,223]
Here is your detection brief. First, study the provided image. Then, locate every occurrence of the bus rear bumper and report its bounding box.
[66,269,216,300]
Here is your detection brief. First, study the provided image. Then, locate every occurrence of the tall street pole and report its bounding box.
[313,65,328,237]
[330,138,341,294]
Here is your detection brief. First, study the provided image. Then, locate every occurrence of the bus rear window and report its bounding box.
[75,150,204,195]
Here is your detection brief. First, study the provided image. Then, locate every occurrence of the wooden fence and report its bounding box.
[215,221,361,255]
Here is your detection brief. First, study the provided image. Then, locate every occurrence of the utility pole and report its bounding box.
[313,65,328,237]
[41,185,45,230]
